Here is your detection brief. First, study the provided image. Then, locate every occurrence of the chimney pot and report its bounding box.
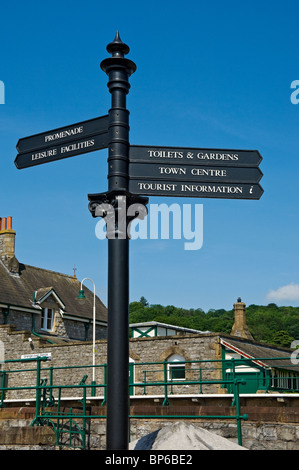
[2,218,6,230]
[7,217,12,230]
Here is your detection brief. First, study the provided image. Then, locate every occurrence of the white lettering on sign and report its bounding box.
[181,184,242,194]
[154,166,229,178]
[21,352,52,361]
[32,149,57,160]
[31,139,95,161]
[138,182,178,192]
[45,126,83,143]
[159,166,186,175]
[148,150,184,159]
[191,168,227,177]
[146,149,239,161]
[136,182,243,194]
[60,139,95,154]
[196,153,238,161]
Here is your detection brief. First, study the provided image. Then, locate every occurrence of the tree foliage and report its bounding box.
[129,298,299,348]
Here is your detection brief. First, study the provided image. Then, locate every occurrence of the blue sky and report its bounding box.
[0,0,299,312]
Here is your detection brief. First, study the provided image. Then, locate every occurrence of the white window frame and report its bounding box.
[167,354,186,381]
[41,307,54,332]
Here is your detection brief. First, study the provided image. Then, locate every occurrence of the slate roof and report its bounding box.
[221,336,299,373]
[0,260,107,324]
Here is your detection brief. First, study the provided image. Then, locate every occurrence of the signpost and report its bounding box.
[15,32,264,451]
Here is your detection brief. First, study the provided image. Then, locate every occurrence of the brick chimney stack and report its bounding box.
[231,298,253,340]
[0,217,19,274]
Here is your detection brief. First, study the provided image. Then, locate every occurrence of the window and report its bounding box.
[41,308,54,331]
[168,354,185,381]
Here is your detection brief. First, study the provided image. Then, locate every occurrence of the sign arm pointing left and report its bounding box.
[15,115,109,169]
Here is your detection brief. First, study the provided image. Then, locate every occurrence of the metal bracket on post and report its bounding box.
[88,190,148,238]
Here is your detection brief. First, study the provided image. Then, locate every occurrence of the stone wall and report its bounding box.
[129,419,299,451]
[0,406,298,450]
[129,334,222,395]
[0,325,223,398]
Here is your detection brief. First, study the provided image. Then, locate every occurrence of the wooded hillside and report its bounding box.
[129,297,299,348]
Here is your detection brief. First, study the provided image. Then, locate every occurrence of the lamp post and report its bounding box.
[78,277,96,390]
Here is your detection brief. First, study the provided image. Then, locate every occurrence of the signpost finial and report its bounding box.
[106,31,130,57]
[101,32,136,76]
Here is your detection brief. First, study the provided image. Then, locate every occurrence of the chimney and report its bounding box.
[0,217,19,274]
[231,298,253,340]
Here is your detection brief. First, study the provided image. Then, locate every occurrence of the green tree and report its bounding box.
[270,330,294,348]
[129,299,299,347]
[139,296,149,307]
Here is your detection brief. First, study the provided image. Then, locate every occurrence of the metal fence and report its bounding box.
[0,355,298,449]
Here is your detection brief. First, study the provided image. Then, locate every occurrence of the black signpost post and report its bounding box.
[88,33,148,451]
[15,32,263,451]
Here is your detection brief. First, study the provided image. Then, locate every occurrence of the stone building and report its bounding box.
[0,216,107,343]
[128,300,299,395]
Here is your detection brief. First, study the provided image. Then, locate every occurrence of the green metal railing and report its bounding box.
[0,355,298,449]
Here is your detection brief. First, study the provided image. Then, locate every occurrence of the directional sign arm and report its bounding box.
[15,132,109,169]
[129,145,262,167]
[17,115,109,153]
[129,180,264,200]
[129,162,263,184]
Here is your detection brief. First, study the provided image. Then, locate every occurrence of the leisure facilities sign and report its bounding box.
[15,115,109,169]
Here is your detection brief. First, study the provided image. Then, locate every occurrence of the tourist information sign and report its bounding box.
[15,115,109,169]
[129,180,263,199]
[15,33,264,451]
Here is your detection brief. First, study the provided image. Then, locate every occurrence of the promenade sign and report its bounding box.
[15,115,109,169]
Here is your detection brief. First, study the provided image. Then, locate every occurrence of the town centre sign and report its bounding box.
[15,33,263,451]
